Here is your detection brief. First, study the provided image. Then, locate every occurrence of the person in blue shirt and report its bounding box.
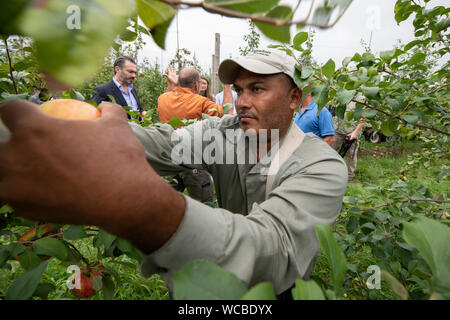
[215,84,238,115]
[294,92,335,146]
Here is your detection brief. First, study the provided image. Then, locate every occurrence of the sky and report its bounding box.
[137,0,447,74]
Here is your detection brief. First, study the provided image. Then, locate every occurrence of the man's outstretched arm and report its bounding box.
[0,100,185,254]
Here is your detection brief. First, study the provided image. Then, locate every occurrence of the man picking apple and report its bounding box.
[0,49,347,298]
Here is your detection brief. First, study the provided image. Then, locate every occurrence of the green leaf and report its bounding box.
[119,29,137,42]
[293,31,308,50]
[33,238,68,260]
[149,16,173,50]
[63,225,87,241]
[351,53,362,62]
[116,238,134,253]
[362,109,377,119]
[167,116,184,128]
[205,0,279,14]
[254,6,291,43]
[380,120,395,136]
[32,282,56,299]
[0,0,29,36]
[402,112,419,124]
[380,49,395,63]
[336,88,355,106]
[241,282,276,300]
[222,103,233,115]
[0,204,14,214]
[18,248,43,270]
[361,86,380,98]
[293,278,325,300]
[386,98,402,112]
[314,223,347,298]
[93,229,117,250]
[407,52,427,65]
[404,39,423,51]
[137,0,176,29]
[6,260,50,300]
[321,59,335,79]
[20,0,134,87]
[125,246,145,263]
[402,216,450,298]
[381,270,409,300]
[102,274,116,300]
[312,6,333,25]
[172,260,248,299]
[311,84,330,108]
[301,65,314,79]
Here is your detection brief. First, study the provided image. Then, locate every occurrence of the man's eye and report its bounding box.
[253,87,263,92]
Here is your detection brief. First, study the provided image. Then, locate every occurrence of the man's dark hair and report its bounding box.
[113,56,136,74]
[178,68,200,89]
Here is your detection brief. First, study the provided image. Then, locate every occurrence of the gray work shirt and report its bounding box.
[130,115,348,294]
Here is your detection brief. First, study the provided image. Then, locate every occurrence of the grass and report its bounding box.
[312,138,449,300]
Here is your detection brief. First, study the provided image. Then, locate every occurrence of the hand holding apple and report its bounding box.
[0,99,185,254]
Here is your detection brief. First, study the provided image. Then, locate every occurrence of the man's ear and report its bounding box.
[193,81,200,94]
[114,66,121,75]
[289,87,302,111]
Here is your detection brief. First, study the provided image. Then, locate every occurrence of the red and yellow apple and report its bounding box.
[71,264,104,299]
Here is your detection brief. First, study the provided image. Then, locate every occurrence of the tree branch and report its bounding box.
[381,67,420,91]
[427,83,449,95]
[160,0,348,29]
[4,38,18,95]
[352,98,450,136]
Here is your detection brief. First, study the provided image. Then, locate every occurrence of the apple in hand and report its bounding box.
[39,99,101,120]
[0,99,100,140]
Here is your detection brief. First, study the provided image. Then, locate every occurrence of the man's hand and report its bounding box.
[347,132,358,141]
[0,100,185,253]
[323,135,335,146]
[222,84,234,114]
[163,65,178,92]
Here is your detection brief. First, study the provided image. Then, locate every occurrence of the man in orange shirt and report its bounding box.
[158,66,233,204]
[158,67,232,122]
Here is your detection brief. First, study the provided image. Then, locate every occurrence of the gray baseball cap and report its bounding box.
[218,49,297,84]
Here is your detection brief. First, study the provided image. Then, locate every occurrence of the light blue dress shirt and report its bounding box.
[215,90,238,115]
[112,77,139,112]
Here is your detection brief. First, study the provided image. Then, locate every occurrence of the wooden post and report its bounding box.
[211,54,216,97]
[212,33,221,96]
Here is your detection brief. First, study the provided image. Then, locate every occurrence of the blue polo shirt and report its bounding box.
[294,101,334,138]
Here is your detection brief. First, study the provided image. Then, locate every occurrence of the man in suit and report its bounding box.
[92,56,143,119]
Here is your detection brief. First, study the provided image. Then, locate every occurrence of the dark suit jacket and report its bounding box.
[92,80,142,114]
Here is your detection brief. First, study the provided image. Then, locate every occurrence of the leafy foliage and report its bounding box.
[0,0,448,300]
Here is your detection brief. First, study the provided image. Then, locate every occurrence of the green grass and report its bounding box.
[312,138,449,300]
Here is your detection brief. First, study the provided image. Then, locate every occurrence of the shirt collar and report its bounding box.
[300,101,317,113]
[112,77,133,91]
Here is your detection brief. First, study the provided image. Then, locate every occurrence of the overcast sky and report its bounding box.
[138,0,447,74]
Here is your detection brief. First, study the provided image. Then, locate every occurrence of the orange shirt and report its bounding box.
[157,87,223,122]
